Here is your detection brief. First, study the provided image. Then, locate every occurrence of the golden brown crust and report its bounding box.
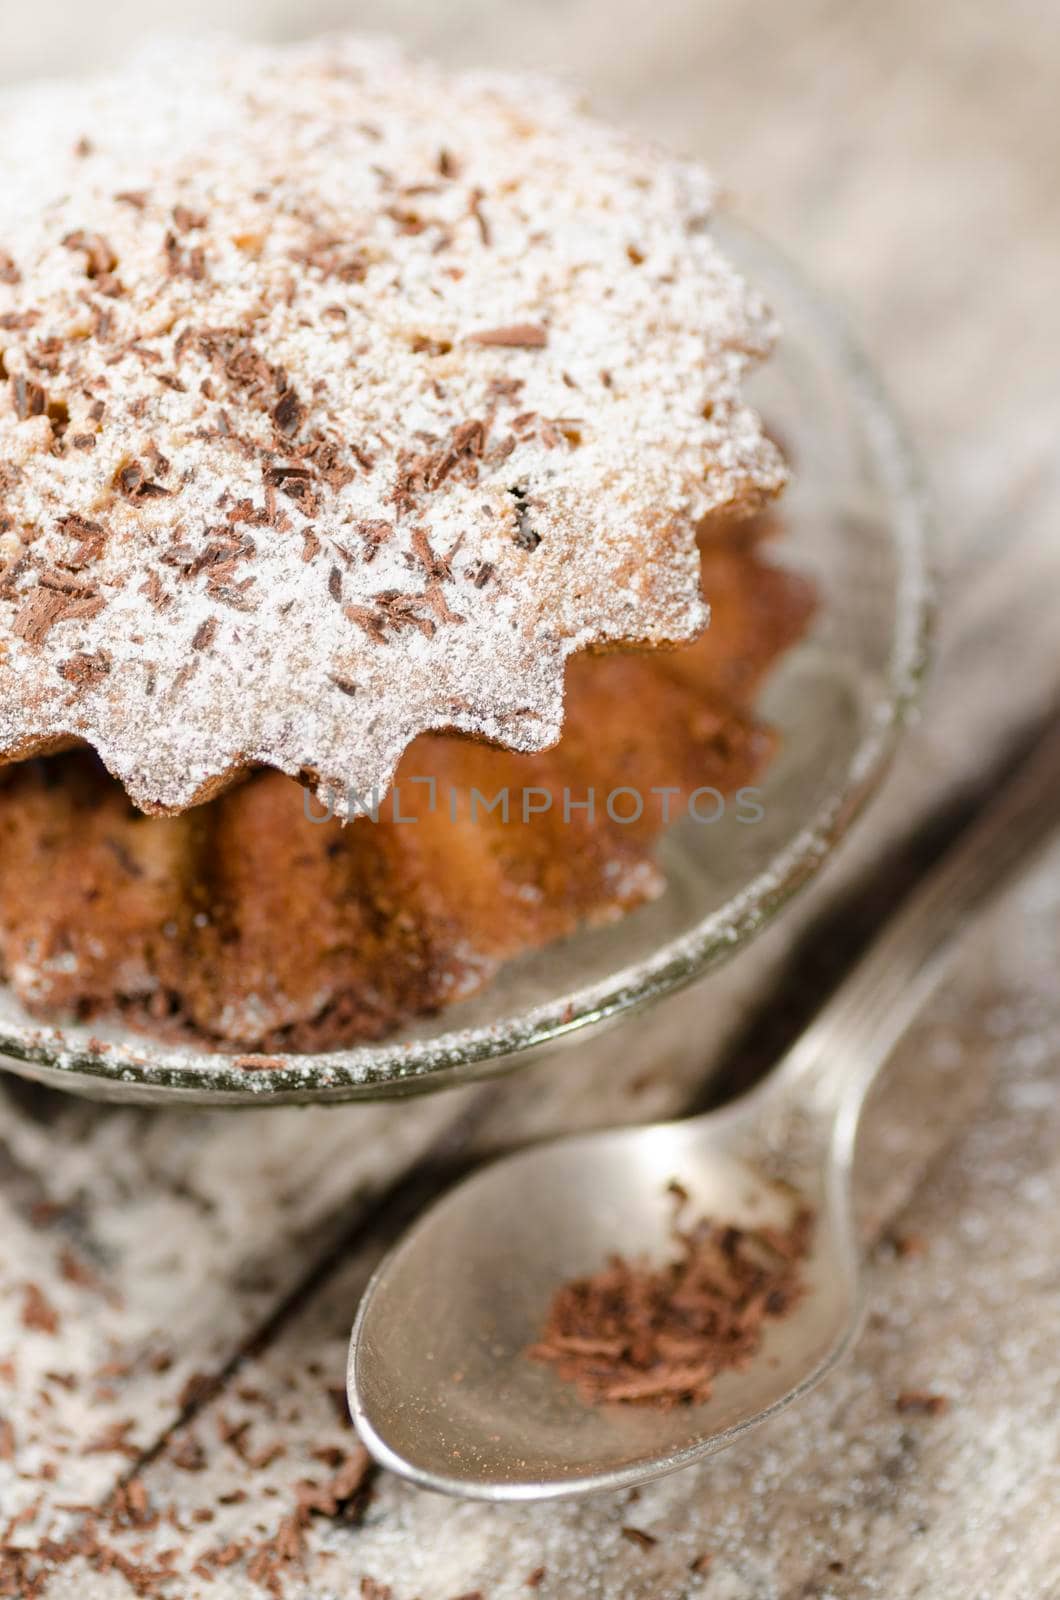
[0,527,814,1051]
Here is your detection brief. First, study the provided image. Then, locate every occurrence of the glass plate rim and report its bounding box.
[0,221,935,1104]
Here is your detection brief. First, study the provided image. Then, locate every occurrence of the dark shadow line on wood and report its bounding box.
[114,1085,506,1492]
[688,703,1059,1113]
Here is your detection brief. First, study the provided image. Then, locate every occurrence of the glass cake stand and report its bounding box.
[0,221,933,1106]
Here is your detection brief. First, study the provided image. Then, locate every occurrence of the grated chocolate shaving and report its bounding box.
[528,1189,813,1409]
[621,1526,658,1551]
[21,1284,60,1336]
[469,323,547,348]
[11,375,46,421]
[58,650,111,687]
[57,512,108,569]
[895,1390,950,1415]
[12,582,106,647]
[191,618,218,652]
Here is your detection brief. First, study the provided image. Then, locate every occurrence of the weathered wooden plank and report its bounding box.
[0,1088,493,1526]
[21,843,1058,1599]
[0,0,1058,1593]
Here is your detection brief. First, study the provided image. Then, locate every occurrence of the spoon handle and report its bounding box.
[771,716,1060,1147]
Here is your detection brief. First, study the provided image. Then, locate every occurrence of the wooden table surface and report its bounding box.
[2,2,1059,1596]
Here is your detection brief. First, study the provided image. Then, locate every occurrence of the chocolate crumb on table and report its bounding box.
[171,1434,207,1472]
[895,1390,950,1415]
[527,1188,813,1409]
[890,1232,929,1258]
[20,1283,60,1336]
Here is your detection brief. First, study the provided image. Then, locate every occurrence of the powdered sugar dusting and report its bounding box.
[0,35,784,817]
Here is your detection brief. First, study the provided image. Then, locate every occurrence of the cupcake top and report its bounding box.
[0,35,784,817]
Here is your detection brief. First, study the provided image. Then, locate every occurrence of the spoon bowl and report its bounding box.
[350,1110,858,1498]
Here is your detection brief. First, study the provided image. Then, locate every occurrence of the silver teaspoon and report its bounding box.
[349,720,1060,1501]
